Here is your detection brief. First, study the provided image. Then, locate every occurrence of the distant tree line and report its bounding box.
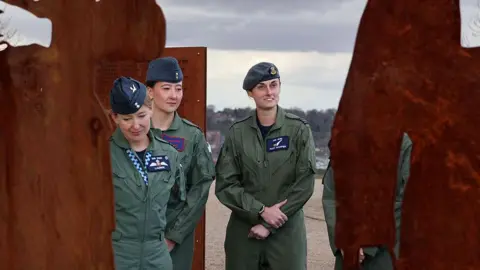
[206,105,337,150]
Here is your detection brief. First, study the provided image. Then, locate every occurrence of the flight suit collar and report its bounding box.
[167,112,182,131]
[150,112,182,132]
[111,127,158,150]
[249,106,286,131]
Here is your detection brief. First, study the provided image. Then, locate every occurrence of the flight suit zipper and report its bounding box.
[263,131,272,186]
[256,128,272,190]
[140,196,148,270]
[133,151,149,270]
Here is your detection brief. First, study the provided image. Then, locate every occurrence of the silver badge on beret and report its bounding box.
[130,84,137,92]
[269,66,277,75]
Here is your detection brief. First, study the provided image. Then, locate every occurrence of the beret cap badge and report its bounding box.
[109,76,147,115]
[269,66,277,75]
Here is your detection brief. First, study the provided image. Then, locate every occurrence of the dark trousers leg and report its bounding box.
[224,216,262,270]
[362,248,394,270]
[334,248,394,270]
[170,231,195,270]
[264,211,307,270]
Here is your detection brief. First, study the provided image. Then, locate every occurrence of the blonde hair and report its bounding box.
[143,95,153,109]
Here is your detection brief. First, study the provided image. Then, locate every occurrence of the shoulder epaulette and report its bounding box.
[285,112,309,125]
[181,118,201,131]
[229,115,252,129]
[158,138,178,151]
[150,130,176,149]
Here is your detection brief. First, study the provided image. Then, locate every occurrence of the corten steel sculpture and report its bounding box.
[330,0,480,269]
[0,1,166,269]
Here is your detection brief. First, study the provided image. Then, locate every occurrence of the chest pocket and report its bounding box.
[150,170,175,230]
[147,156,174,199]
[112,168,144,211]
[150,169,175,210]
[236,138,262,192]
[266,135,296,176]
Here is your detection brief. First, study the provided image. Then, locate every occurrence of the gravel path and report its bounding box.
[205,180,335,270]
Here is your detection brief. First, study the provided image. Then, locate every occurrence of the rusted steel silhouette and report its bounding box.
[330,1,480,269]
[0,1,166,269]
[163,47,208,270]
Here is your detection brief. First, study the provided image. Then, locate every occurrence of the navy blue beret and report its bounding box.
[110,76,147,115]
[242,62,280,91]
[146,56,183,84]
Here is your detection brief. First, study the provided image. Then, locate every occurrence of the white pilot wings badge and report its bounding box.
[147,155,171,172]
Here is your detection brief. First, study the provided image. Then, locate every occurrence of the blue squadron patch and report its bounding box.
[147,155,171,172]
[162,134,185,152]
[266,136,289,152]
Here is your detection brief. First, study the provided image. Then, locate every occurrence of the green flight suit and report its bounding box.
[215,106,317,270]
[152,113,215,270]
[110,128,186,270]
[322,133,413,270]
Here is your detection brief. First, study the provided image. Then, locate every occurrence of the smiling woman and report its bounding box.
[108,76,186,270]
[214,61,317,270]
[110,83,153,144]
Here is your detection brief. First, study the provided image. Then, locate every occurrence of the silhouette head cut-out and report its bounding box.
[0,1,166,269]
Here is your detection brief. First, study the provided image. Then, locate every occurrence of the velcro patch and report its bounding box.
[162,134,185,152]
[266,136,289,152]
[147,155,171,172]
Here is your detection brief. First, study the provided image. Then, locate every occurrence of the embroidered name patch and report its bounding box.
[266,136,289,152]
[147,155,171,172]
[162,134,185,152]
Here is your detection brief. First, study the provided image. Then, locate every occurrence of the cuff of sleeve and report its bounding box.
[250,201,265,223]
[261,221,277,234]
[165,229,183,245]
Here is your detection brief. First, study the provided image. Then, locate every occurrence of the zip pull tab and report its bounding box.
[263,160,267,168]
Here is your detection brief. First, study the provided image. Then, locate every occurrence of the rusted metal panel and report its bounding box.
[95,61,149,110]
[330,0,480,269]
[0,1,166,269]
[162,47,208,270]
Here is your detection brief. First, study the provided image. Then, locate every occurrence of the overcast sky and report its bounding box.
[1,0,480,111]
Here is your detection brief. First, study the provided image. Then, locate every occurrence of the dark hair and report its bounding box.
[145,80,157,88]
[250,78,282,91]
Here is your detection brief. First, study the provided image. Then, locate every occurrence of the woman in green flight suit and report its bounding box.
[215,62,317,270]
[322,133,413,269]
[145,56,215,270]
[109,76,186,270]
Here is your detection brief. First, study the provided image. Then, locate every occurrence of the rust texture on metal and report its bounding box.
[96,47,208,270]
[161,47,208,270]
[0,1,166,269]
[330,0,480,269]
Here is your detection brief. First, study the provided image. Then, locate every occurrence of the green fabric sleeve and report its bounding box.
[215,131,265,225]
